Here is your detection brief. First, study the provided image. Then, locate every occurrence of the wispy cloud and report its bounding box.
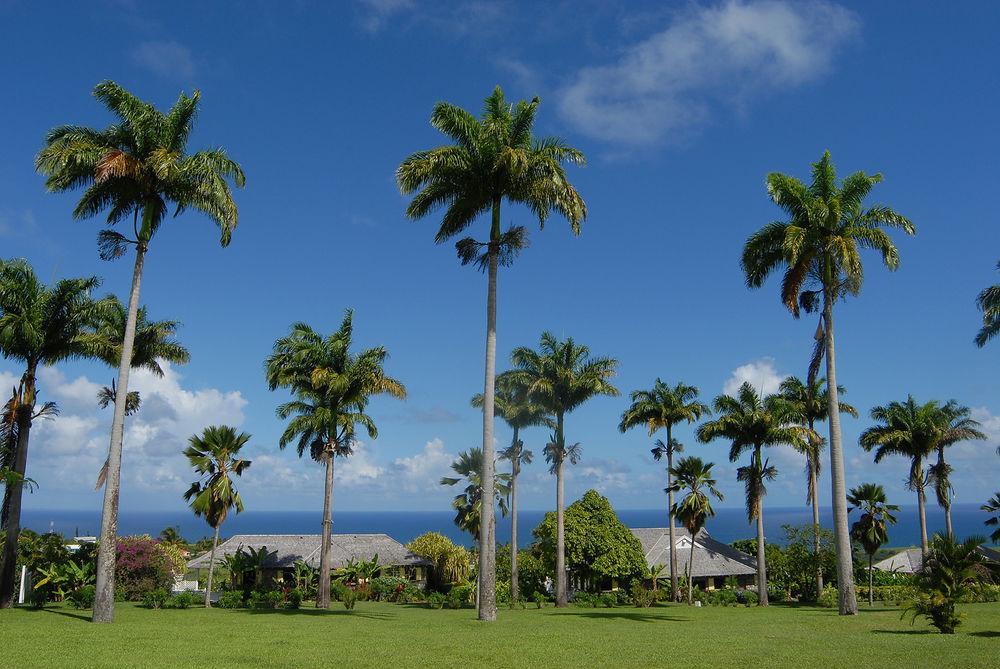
[357,0,416,33]
[558,0,860,146]
[131,40,197,80]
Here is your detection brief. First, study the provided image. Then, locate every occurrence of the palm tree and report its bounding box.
[927,401,986,538]
[847,482,899,606]
[776,375,857,596]
[860,397,943,557]
[619,379,709,600]
[265,311,405,608]
[157,526,185,546]
[0,259,100,608]
[183,425,252,607]
[473,373,551,603]
[669,456,724,605]
[397,86,586,621]
[697,382,808,606]
[441,448,511,543]
[741,151,914,614]
[905,534,991,634]
[975,261,999,347]
[507,332,618,606]
[36,81,245,623]
[982,493,1000,543]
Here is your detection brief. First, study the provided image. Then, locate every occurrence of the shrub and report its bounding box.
[116,536,175,601]
[342,588,358,610]
[370,576,408,602]
[426,592,446,609]
[331,581,350,602]
[249,590,284,610]
[169,592,199,609]
[572,592,596,607]
[708,589,738,607]
[447,583,474,609]
[863,584,917,604]
[600,593,617,608]
[630,584,655,608]
[141,588,170,609]
[67,585,96,610]
[818,586,838,608]
[495,579,511,606]
[532,591,546,608]
[285,588,303,609]
[217,591,244,609]
[964,583,1000,603]
[742,590,759,607]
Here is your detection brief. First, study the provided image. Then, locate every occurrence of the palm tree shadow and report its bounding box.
[872,629,934,635]
[969,631,1000,638]
[242,608,393,621]
[554,610,686,623]
[32,607,91,622]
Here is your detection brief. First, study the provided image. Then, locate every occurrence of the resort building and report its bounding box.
[630,527,757,589]
[874,545,1000,574]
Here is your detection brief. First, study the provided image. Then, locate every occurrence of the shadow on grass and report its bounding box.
[238,608,393,620]
[552,610,686,623]
[31,607,91,623]
[969,631,1000,638]
[872,629,934,635]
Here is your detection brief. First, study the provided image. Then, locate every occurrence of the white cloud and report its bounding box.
[558,0,859,145]
[723,357,784,396]
[131,40,196,80]
[385,438,455,494]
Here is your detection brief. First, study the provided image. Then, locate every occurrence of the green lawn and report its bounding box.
[2,601,998,668]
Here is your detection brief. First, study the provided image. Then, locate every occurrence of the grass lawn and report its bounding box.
[2,601,998,668]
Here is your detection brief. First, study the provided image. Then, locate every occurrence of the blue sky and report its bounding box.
[1,1,998,520]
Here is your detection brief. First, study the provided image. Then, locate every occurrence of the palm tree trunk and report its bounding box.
[939,448,953,539]
[868,554,873,607]
[205,524,220,608]
[317,448,334,608]
[666,425,679,602]
[555,453,567,607]
[916,461,928,557]
[0,380,34,609]
[93,243,146,624]
[809,453,823,598]
[510,431,519,604]
[822,289,858,615]
[687,530,696,605]
[756,498,768,606]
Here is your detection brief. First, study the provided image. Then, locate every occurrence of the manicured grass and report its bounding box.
[2,601,998,668]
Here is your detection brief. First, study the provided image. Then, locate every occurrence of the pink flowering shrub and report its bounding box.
[115,535,175,601]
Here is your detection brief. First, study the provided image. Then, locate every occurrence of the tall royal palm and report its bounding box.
[741,151,914,614]
[508,332,618,607]
[983,493,1000,543]
[619,379,709,600]
[927,401,985,538]
[776,375,856,596]
[183,425,252,608]
[36,81,245,623]
[265,311,405,608]
[847,482,899,606]
[397,86,586,621]
[0,259,100,608]
[669,456,724,605]
[975,261,999,347]
[697,382,808,606]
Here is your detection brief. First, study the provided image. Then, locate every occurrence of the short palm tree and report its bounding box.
[669,456,724,605]
[905,534,991,634]
[776,375,856,596]
[441,448,511,544]
[742,151,914,615]
[619,379,709,600]
[265,311,405,608]
[183,425,252,607]
[847,483,899,606]
[697,382,808,606]
[507,332,619,606]
[982,493,1000,543]
[975,261,999,347]
[398,86,586,622]
[0,259,100,608]
[36,81,245,623]
[926,401,985,538]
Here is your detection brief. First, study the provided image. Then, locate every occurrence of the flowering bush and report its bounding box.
[115,535,175,601]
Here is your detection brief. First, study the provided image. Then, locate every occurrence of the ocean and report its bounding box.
[20,502,995,549]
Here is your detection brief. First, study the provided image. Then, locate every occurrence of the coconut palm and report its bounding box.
[975,261,1000,347]
[507,332,619,606]
[36,81,245,623]
[927,401,986,538]
[982,493,1000,543]
[697,382,808,606]
[741,151,914,615]
[847,483,899,606]
[0,259,101,608]
[776,375,857,596]
[669,456,724,605]
[441,448,511,543]
[183,425,252,607]
[397,86,586,622]
[619,379,709,600]
[265,311,405,608]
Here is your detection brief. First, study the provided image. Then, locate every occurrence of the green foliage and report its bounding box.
[532,591,547,608]
[426,591,446,609]
[370,576,421,603]
[742,590,759,607]
[731,526,837,603]
[904,534,993,633]
[217,591,244,609]
[248,590,284,610]
[706,589,739,607]
[817,586,838,608]
[141,589,170,609]
[630,584,655,608]
[447,582,474,609]
[341,588,358,611]
[600,593,617,608]
[67,585,96,610]
[285,588,303,609]
[183,425,252,532]
[441,448,511,541]
[169,592,199,609]
[407,532,471,589]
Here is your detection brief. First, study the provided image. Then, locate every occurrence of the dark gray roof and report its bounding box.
[875,545,1000,574]
[630,527,756,578]
[186,533,430,570]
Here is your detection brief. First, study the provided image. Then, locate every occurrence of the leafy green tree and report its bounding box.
[904,534,991,633]
[265,311,405,608]
[398,86,586,621]
[697,382,808,606]
[741,151,914,615]
[847,483,899,606]
[0,259,101,608]
[619,379,709,600]
[533,490,646,592]
[184,425,252,607]
[669,456,724,604]
[983,493,1000,543]
[508,333,619,606]
[975,261,1000,347]
[926,401,986,538]
[37,81,245,623]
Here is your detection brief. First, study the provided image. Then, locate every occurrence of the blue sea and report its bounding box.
[20,502,994,549]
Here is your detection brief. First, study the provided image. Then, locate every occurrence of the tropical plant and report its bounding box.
[741,151,914,614]
[33,559,96,600]
[0,259,100,608]
[37,80,245,623]
[334,554,381,586]
[619,379,709,600]
[669,456,724,604]
[183,425,252,607]
[903,534,992,633]
[983,493,1000,543]
[507,333,619,606]
[697,382,809,606]
[157,527,185,546]
[847,483,899,606]
[441,448,510,543]
[975,261,1000,347]
[114,535,177,601]
[398,86,586,621]
[265,311,405,608]
[926,401,986,538]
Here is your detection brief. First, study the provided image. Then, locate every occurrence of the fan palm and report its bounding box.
[926,401,986,538]
[847,483,899,606]
[975,261,1000,347]
[441,448,511,543]
[398,86,585,621]
[697,382,809,606]
[36,81,244,623]
[507,332,618,606]
[0,259,100,608]
[741,151,914,615]
[183,425,252,607]
[619,379,709,600]
[265,311,405,608]
[669,456,724,605]
[983,493,1000,543]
